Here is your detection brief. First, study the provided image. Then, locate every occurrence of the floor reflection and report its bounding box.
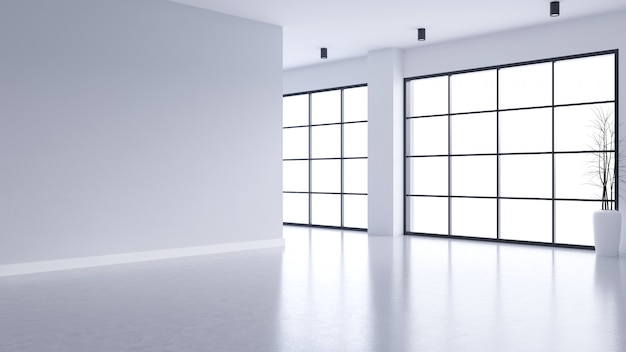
[1,226,624,352]
[279,227,372,352]
[593,256,626,351]
[279,227,626,352]
[0,244,286,352]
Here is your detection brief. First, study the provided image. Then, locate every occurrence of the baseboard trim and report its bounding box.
[0,238,285,277]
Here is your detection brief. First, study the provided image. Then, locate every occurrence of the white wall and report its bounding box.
[403,11,626,79]
[0,0,283,265]
[283,9,626,236]
[283,57,367,94]
[367,49,404,237]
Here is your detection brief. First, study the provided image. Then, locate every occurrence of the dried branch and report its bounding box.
[586,105,621,210]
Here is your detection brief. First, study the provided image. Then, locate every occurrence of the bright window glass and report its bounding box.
[405,52,616,246]
[499,154,552,199]
[451,198,497,239]
[555,201,599,246]
[283,193,309,224]
[283,127,309,159]
[499,108,552,153]
[450,112,496,155]
[311,194,341,226]
[409,197,448,235]
[344,86,368,122]
[554,54,615,105]
[408,116,448,156]
[554,103,615,152]
[500,200,552,243]
[283,160,308,192]
[409,157,448,196]
[499,62,552,109]
[344,159,368,194]
[408,76,448,117]
[283,94,309,127]
[344,195,368,229]
[450,156,496,197]
[311,90,341,124]
[450,70,497,114]
[283,86,369,228]
[344,122,368,158]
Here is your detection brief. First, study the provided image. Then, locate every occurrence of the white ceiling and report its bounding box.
[172,0,626,69]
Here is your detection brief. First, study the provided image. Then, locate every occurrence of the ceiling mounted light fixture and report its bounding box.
[321,48,328,59]
[550,1,560,17]
[417,28,426,41]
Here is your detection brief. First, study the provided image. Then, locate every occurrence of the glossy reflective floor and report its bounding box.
[2,226,626,352]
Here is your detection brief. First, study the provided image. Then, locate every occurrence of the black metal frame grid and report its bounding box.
[283,84,369,231]
[404,50,619,249]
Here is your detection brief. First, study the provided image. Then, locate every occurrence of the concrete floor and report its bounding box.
[1,226,625,351]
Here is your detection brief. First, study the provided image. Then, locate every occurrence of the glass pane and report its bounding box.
[283,160,308,192]
[409,157,448,196]
[408,76,448,117]
[311,160,340,193]
[499,62,552,109]
[283,94,309,127]
[344,122,368,158]
[283,193,309,224]
[500,154,552,198]
[451,156,496,197]
[554,54,615,105]
[555,103,615,152]
[344,195,367,229]
[311,194,341,226]
[409,196,448,234]
[408,116,448,156]
[344,86,368,122]
[311,90,341,124]
[555,152,608,200]
[499,108,552,153]
[283,127,309,159]
[344,159,367,194]
[450,112,496,154]
[555,200,599,246]
[450,70,497,114]
[500,199,552,242]
[311,125,341,158]
[451,198,496,238]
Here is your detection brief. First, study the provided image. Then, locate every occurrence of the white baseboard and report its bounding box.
[0,238,285,277]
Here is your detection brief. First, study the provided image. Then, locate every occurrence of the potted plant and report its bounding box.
[588,105,621,256]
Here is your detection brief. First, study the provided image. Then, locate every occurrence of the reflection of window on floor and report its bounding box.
[405,51,617,247]
[283,85,368,229]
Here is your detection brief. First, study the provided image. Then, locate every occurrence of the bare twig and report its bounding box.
[586,105,622,210]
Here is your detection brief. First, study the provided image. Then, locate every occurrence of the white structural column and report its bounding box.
[367,49,404,236]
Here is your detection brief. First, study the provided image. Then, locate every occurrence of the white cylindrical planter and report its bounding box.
[593,210,621,256]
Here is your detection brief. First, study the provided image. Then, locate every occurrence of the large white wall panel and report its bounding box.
[283,57,367,94]
[403,11,626,78]
[0,0,283,264]
[367,49,404,237]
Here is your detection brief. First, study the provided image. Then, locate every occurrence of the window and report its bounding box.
[283,85,368,229]
[405,51,617,247]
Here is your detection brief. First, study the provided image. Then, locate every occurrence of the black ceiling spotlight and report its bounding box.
[417,28,426,41]
[321,48,328,59]
[550,1,560,17]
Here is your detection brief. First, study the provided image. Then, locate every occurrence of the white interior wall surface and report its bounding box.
[0,0,283,267]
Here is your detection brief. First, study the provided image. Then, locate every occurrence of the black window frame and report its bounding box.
[404,49,619,249]
[283,84,369,231]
